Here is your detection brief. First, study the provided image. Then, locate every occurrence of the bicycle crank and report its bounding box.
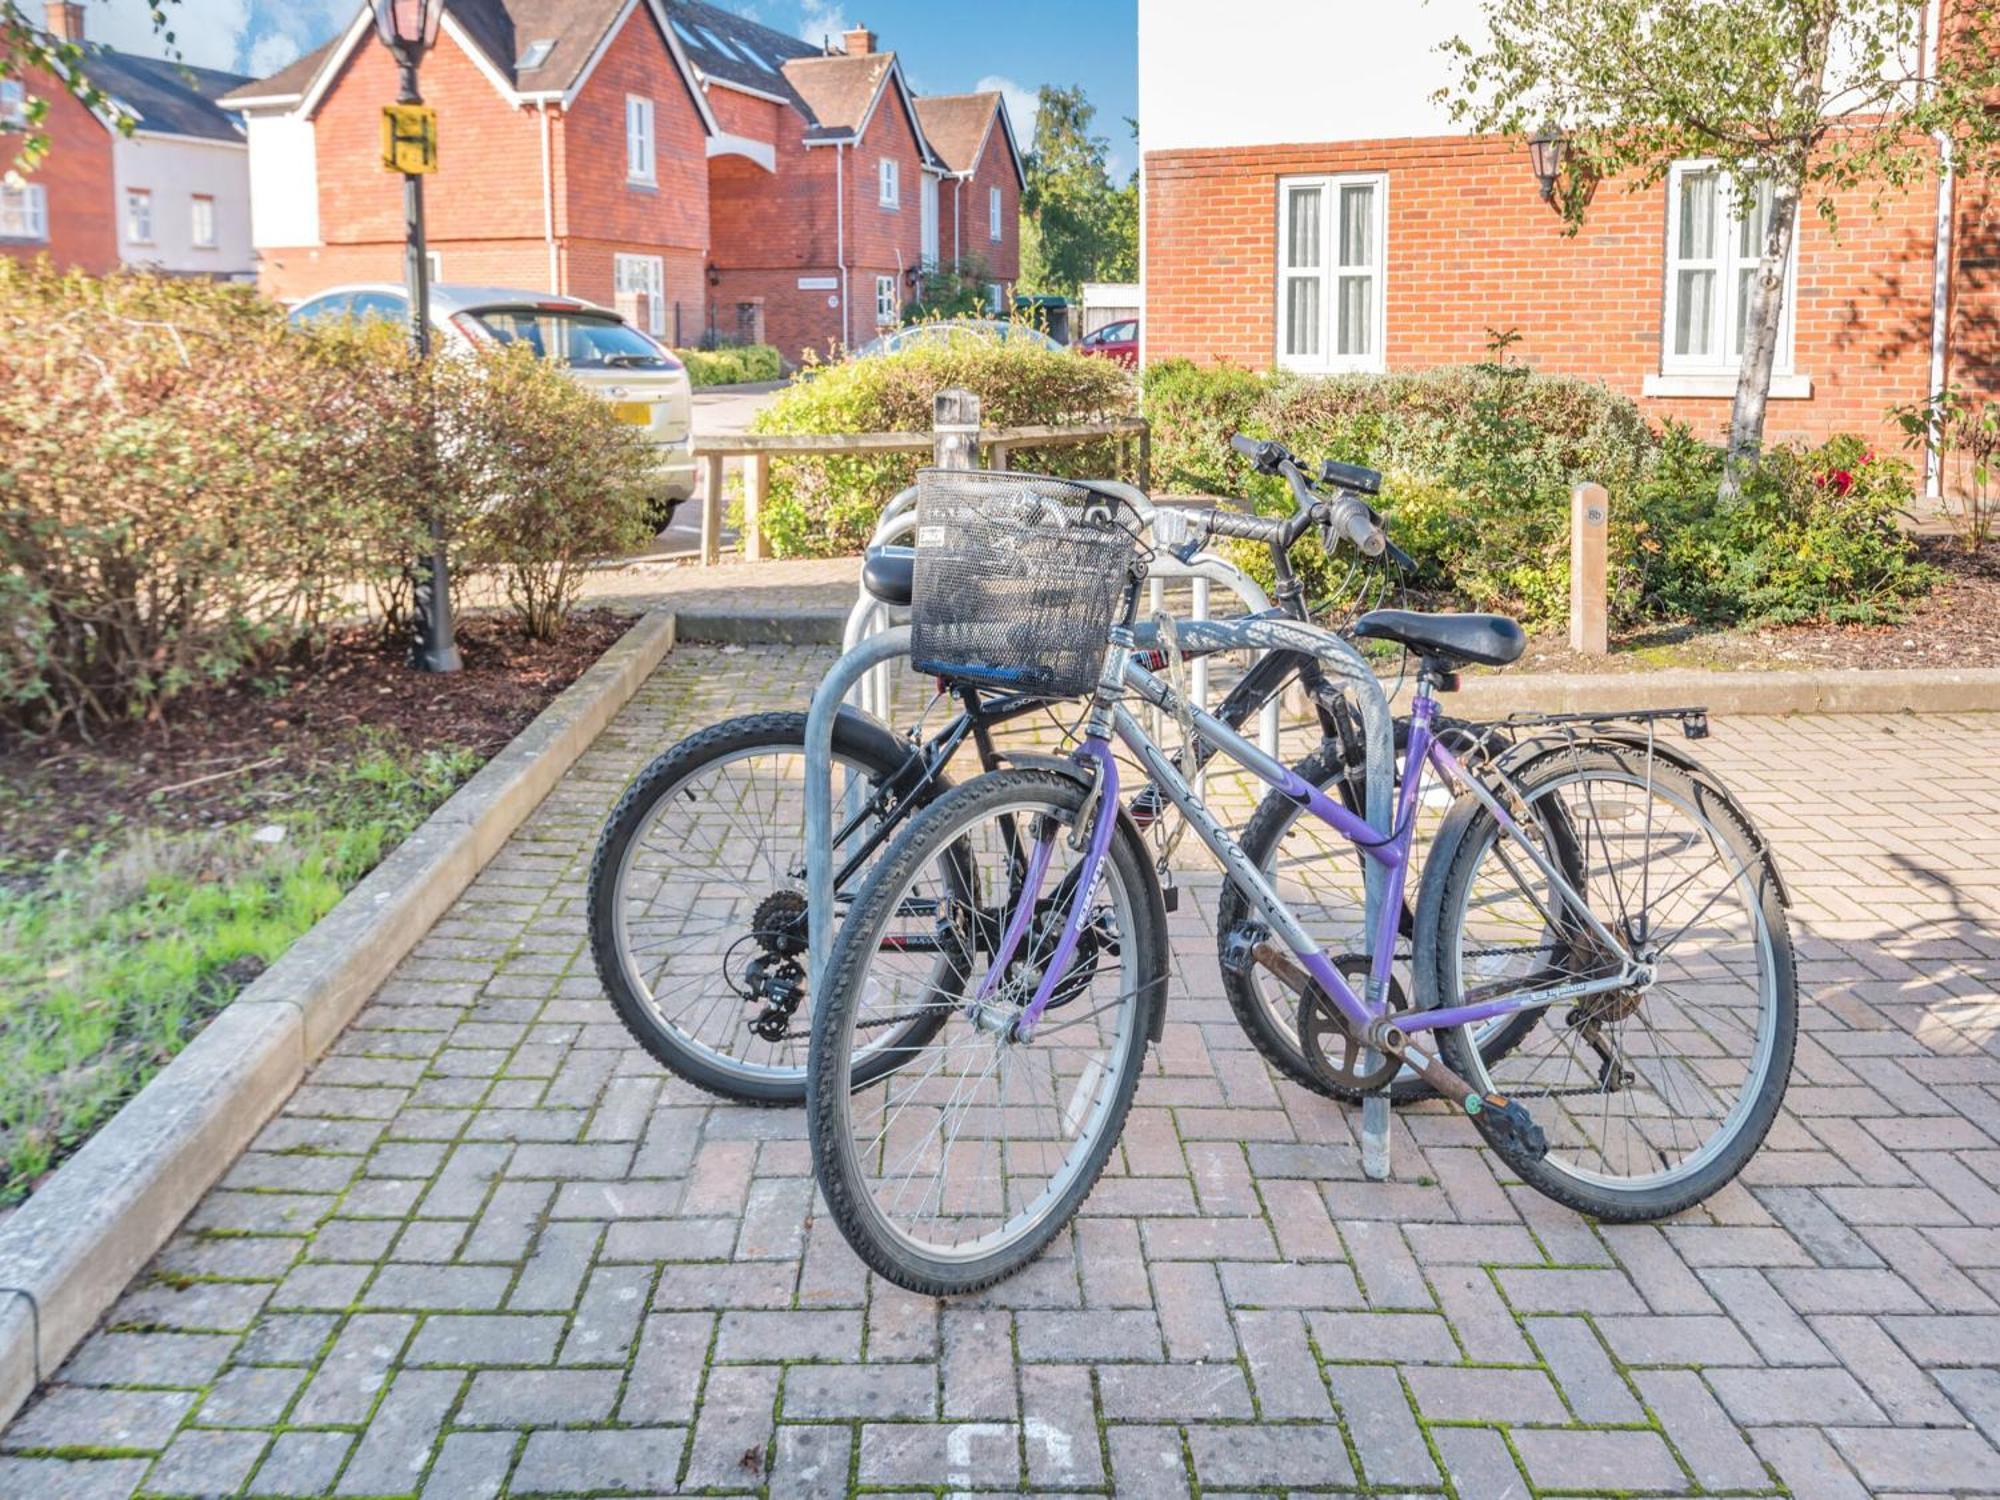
[1250,942,1549,1162]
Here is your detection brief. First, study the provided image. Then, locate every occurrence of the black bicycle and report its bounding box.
[586,447,1512,1103]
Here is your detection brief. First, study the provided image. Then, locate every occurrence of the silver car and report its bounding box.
[851,318,1066,358]
[289,283,697,526]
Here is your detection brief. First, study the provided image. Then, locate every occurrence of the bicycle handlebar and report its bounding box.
[1212,432,1395,565]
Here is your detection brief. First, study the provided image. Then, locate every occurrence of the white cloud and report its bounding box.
[245,27,302,76]
[79,0,253,71]
[974,74,1039,149]
[66,0,349,78]
[796,0,850,50]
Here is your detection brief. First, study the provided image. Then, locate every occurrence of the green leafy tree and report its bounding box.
[1442,0,2000,500]
[1021,83,1137,296]
[2,1,180,169]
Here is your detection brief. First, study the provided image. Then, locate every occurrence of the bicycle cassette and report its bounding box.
[1299,955,1404,1094]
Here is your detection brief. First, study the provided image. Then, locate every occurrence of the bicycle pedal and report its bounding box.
[1472,1094,1548,1162]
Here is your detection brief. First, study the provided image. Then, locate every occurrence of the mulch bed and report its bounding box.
[1518,538,2000,675]
[1,609,636,875]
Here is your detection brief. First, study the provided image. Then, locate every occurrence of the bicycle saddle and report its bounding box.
[862,544,914,607]
[1351,608,1526,669]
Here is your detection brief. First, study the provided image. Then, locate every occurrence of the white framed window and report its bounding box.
[425,250,442,283]
[878,157,899,208]
[1661,160,1795,376]
[125,187,153,244]
[0,181,47,241]
[987,281,1003,315]
[1276,173,1385,373]
[875,273,897,325]
[989,184,1002,241]
[190,194,216,249]
[614,252,666,337]
[626,95,655,184]
[1,80,27,129]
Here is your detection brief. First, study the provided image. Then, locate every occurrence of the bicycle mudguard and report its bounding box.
[1000,751,1174,1045]
[1492,732,1791,909]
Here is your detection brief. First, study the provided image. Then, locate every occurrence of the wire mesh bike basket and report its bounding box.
[909,468,1142,698]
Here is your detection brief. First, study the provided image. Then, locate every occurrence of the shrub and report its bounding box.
[1635,427,1936,625]
[673,343,783,387]
[1144,359,1933,629]
[0,263,651,730]
[1145,360,1656,626]
[443,346,654,640]
[752,336,1138,557]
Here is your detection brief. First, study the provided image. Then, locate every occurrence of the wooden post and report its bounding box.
[699,451,725,567]
[987,442,1009,472]
[1137,422,1152,492]
[742,452,770,562]
[1569,481,1609,655]
[933,388,980,472]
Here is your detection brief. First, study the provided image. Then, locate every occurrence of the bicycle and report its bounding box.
[588,472,1511,1105]
[806,451,1797,1294]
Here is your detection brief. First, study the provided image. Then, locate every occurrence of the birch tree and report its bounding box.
[1442,0,2000,500]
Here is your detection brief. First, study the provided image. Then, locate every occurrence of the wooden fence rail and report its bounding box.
[689,414,1150,564]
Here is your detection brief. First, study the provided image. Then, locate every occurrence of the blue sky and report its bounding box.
[80,0,1139,175]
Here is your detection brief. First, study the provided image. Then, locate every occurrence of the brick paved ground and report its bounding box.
[5,644,1998,1498]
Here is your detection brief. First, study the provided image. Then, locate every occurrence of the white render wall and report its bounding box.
[114,132,255,277]
[243,111,320,250]
[1137,0,1485,154]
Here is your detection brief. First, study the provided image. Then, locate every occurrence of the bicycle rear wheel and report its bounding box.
[588,710,951,1104]
[1417,743,1795,1221]
[808,768,1166,1295]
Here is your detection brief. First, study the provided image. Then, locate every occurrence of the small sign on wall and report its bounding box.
[797,276,837,290]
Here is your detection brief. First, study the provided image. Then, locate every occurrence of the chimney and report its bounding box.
[843,25,875,56]
[45,2,84,42]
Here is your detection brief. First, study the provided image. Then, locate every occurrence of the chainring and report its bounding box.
[1299,954,1405,1095]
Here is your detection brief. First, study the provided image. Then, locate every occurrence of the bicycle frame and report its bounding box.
[1000,642,1645,1049]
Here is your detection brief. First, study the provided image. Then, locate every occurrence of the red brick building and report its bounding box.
[223,0,1023,359]
[1138,0,1999,483]
[3,3,253,279]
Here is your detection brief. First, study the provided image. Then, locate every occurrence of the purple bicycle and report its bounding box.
[805,445,1796,1295]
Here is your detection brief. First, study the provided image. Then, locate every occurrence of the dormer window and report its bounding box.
[878,157,899,209]
[517,38,554,70]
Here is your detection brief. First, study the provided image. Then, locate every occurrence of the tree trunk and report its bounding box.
[1720,176,1802,505]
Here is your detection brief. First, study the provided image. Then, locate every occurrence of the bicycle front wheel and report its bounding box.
[1418,744,1796,1221]
[808,768,1166,1295]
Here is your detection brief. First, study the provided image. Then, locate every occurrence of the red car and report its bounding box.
[1078,318,1138,367]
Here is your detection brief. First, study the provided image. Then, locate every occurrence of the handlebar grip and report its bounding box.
[1229,432,1287,474]
[1198,507,1288,546]
[1326,495,1386,558]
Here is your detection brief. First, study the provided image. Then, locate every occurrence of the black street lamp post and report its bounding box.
[375,0,459,672]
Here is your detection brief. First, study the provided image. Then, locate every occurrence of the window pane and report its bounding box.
[1736,181,1772,261]
[1676,172,1717,259]
[1735,267,1763,354]
[1674,269,1715,356]
[1337,274,1372,356]
[1338,184,1373,269]
[1284,276,1320,357]
[1286,186,1321,269]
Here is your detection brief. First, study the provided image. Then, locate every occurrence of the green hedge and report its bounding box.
[0,264,654,732]
[674,343,783,387]
[1143,359,1933,629]
[752,339,1138,557]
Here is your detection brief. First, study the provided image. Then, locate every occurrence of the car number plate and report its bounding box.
[611,401,654,426]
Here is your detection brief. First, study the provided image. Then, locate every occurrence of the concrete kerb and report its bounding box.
[0,608,678,1428]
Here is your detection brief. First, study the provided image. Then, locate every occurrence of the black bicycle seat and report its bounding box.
[862,545,915,607]
[1351,609,1526,669]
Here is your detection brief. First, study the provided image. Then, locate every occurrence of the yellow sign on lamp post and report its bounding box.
[380,102,437,174]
